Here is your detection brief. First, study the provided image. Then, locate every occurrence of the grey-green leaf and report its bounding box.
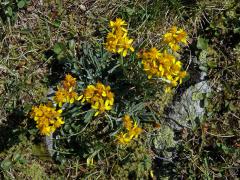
[6,7,13,16]
[17,0,26,8]
[53,43,64,55]
[197,37,209,50]
[1,160,12,171]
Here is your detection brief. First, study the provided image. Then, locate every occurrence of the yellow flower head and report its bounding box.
[54,87,66,107]
[54,87,78,107]
[163,26,188,51]
[116,115,143,145]
[178,70,188,84]
[110,18,127,32]
[178,70,187,79]
[174,28,188,44]
[53,74,78,107]
[171,79,178,87]
[148,47,161,59]
[105,32,119,53]
[169,42,180,52]
[128,122,143,139]
[105,18,134,57]
[122,114,133,130]
[79,82,114,116]
[164,86,172,93]
[116,132,131,144]
[63,74,77,91]
[30,104,64,136]
[138,47,161,60]
[117,36,134,57]
[138,48,187,87]
[86,157,94,167]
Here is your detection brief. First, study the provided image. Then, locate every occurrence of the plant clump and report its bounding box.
[27,17,189,178]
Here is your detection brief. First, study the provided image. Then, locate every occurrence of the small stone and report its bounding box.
[79,4,86,12]
[27,6,35,12]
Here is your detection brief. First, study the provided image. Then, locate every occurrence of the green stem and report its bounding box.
[120,55,127,76]
[120,55,124,66]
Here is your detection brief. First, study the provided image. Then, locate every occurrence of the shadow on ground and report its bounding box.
[0,108,25,152]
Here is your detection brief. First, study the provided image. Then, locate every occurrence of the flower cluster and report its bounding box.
[116,115,142,144]
[30,104,64,136]
[105,18,134,57]
[54,74,78,107]
[138,48,187,88]
[79,82,114,116]
[163,26,187,51]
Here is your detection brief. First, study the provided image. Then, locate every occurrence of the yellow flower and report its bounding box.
[178,70,187,79]
[53,74,78,107]
[148,47,161,59]
[122,114,133,130]
[163,26,188,51]
[54,87,78,107]
[171,61,182,75]
[86,157,94,167]
[174,28,188,44]
[63,74,77,91]
[138,48,187,87]
[164,86,172,93]
[171,79,178,87]
[110,18,127,32]
[128,122,143,139]
[105,18,134,57]
[105,32,119,53]
[54,117,65,128]
[116,115,143,145]
[117,36,134,57]
[80,82,114,116]
[178,70,188,84]
[163,32,174,44]
[138,47,161,60]
[41,126,51,136]
[169,26,178,33]
[30,104,64,136]
[169,42,180,52]
[116,132,131,144]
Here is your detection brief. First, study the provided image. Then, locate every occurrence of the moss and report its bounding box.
[0,137,61,179]
[112,141,152,179]
[153,125,176,158]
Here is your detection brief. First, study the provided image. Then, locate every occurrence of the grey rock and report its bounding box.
[169,81,212,130]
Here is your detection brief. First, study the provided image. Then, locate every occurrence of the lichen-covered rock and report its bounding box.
[169,81,212,130]
[153,124,176,158]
